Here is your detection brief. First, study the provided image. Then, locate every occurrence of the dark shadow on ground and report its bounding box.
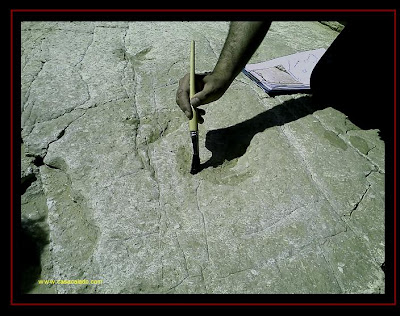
[20,221,50,293]
[201,95,314,170]
[200,89,390,171]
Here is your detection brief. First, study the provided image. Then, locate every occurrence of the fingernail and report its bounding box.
[190,97,200,107]
[185,110,192,118]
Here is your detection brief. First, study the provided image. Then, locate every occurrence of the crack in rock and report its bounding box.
[345,184,371,219]
[195,183,210,262]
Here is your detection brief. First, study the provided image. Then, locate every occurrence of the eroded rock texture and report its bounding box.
[20,21,385,294]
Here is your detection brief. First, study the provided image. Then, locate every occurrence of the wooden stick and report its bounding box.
[188,40,200,174]
[189,40,198,132]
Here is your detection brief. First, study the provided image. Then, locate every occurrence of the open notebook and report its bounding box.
[242,48,326,93]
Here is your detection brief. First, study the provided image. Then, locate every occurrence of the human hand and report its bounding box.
[176,71,231,121]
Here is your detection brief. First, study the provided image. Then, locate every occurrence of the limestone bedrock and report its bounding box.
[20,21,385,294]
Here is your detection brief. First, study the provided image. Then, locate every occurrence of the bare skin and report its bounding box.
[176,21,272,121]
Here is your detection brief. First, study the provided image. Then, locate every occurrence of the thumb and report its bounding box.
[190,90,208,108]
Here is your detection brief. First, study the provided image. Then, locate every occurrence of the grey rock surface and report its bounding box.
[20,21,385,294]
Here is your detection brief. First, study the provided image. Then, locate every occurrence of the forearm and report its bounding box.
[213,21,271,84]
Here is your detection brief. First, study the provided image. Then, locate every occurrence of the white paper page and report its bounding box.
[244,48,326,85]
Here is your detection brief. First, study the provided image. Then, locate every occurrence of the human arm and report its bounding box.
[176,21,272,119]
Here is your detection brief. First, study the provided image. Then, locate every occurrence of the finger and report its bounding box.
[176,88,192,119]
[190,89,209,108]
[191,79,216,107]
[176,74,192,119]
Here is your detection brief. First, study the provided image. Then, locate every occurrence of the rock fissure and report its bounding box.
[174,232,189,276]
[318,244,345,293]
[74,29,95,68]
[244,205,303,237]
[195,183,210,262]
[346,184,371,218]
[167,275,189,292]
[23,61,47,111]
[278,124,337,209]
[312,112,383,173]
[218,267,253,280]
